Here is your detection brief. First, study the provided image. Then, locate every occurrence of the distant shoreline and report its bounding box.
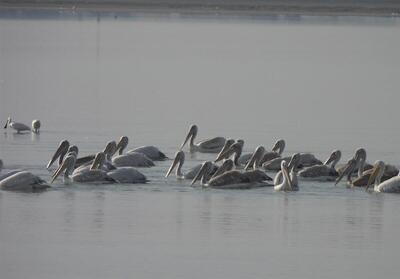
[1,0,400,17]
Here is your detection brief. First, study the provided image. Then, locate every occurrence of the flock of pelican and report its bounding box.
[1,122,400,193]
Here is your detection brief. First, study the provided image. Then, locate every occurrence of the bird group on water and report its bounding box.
[1,121,400,194]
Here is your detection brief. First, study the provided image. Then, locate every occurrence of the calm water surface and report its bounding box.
[0,14,400,279]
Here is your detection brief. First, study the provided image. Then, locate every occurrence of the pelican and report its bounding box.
[274,153,300,190]
[263,153,322,171]
[115,136,167,161]
[274,161,294,192]
[298,150,341,181]
[191,161,272,189]
[3,117,30,133]
[179,124,226,153]
[351,163,399,187]
[75,151,147,184]
[46,140,70,169]
[51,151,115,184]
[238,139,286,165]
[214,138,235,162]
[244,146,266,171]
[165,150,218,179]
[31,120,41,133]
[366,161,400,193]
[0,171,49,191]
[214,139,244,167]
[335,148,367,186]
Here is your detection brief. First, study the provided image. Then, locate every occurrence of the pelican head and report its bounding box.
[214,139,243,164]
[244,146,265,171]
[3,116,11,129]
[180,124,198,150]
[68,145,79,155]
[280,160,292,191]
[116,136,129,155]
[288,153,301,172]
[211,159,234,179]
[366,160,385,191]
[354,148,367,177]
[324,150,341,168]
[214,138,235,162]
[103,141,117,160]
[165,151,185,178]
[272,139,286,155]
[50,152,77,183]
[90,152,106,170]
[191,161,213,186]
[335,158,357,185]
[46,140,70,169]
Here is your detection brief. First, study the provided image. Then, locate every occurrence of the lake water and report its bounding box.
[1,12,400,279]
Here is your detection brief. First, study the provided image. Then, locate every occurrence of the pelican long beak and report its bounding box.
[116,136,128,155]
[244,146,264,171]
[90,152,105,170]
[46,140,69,169]
[51,157,71,183]
[324,152,336,166]
[179,130,193,150]
[335,159,355,186]
[282,163,292,190]
[3,120,8,129]
[191,162,210,186]
[214,139,234,163]
[214,146,234,163]
[165,152,183,177]
[366,164,380,191]
[212,159,233,179]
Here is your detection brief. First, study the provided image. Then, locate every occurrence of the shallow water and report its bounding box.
[1,13,400,279]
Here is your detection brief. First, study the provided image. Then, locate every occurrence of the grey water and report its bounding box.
[1,13,400,279]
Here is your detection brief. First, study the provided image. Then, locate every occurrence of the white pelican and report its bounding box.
[0,171,49,191]
[298,150,341,181]
[244,146,265,171]
[239,139,286,165]
[274,153,300,190]
[165,150,218,179]
[274,161,294,192]
[46,140,70,169]
[351,163,399,187]
[191,161,272,189]
[3,117,30,133]
[214,138,235,162]
[51,151,115,184]
[31,120,41,133]
[214,139,244,167]
[263,153,322,171]
[180,124,226,153]
[335,148,367,186]
[115,136,167,161]
[75,151,147,184]
[366,161,400,193]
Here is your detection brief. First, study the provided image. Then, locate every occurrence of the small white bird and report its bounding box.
[3,117,31,133]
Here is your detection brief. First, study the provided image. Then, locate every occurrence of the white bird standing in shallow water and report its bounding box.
[274,160,294,192]
[31,120,41,134]
[3,117,31,133]
[298,150,341,181]
[180,124,226,153]
[165,150,219,180]
[366,161,400,193]
[115,136,167,161]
